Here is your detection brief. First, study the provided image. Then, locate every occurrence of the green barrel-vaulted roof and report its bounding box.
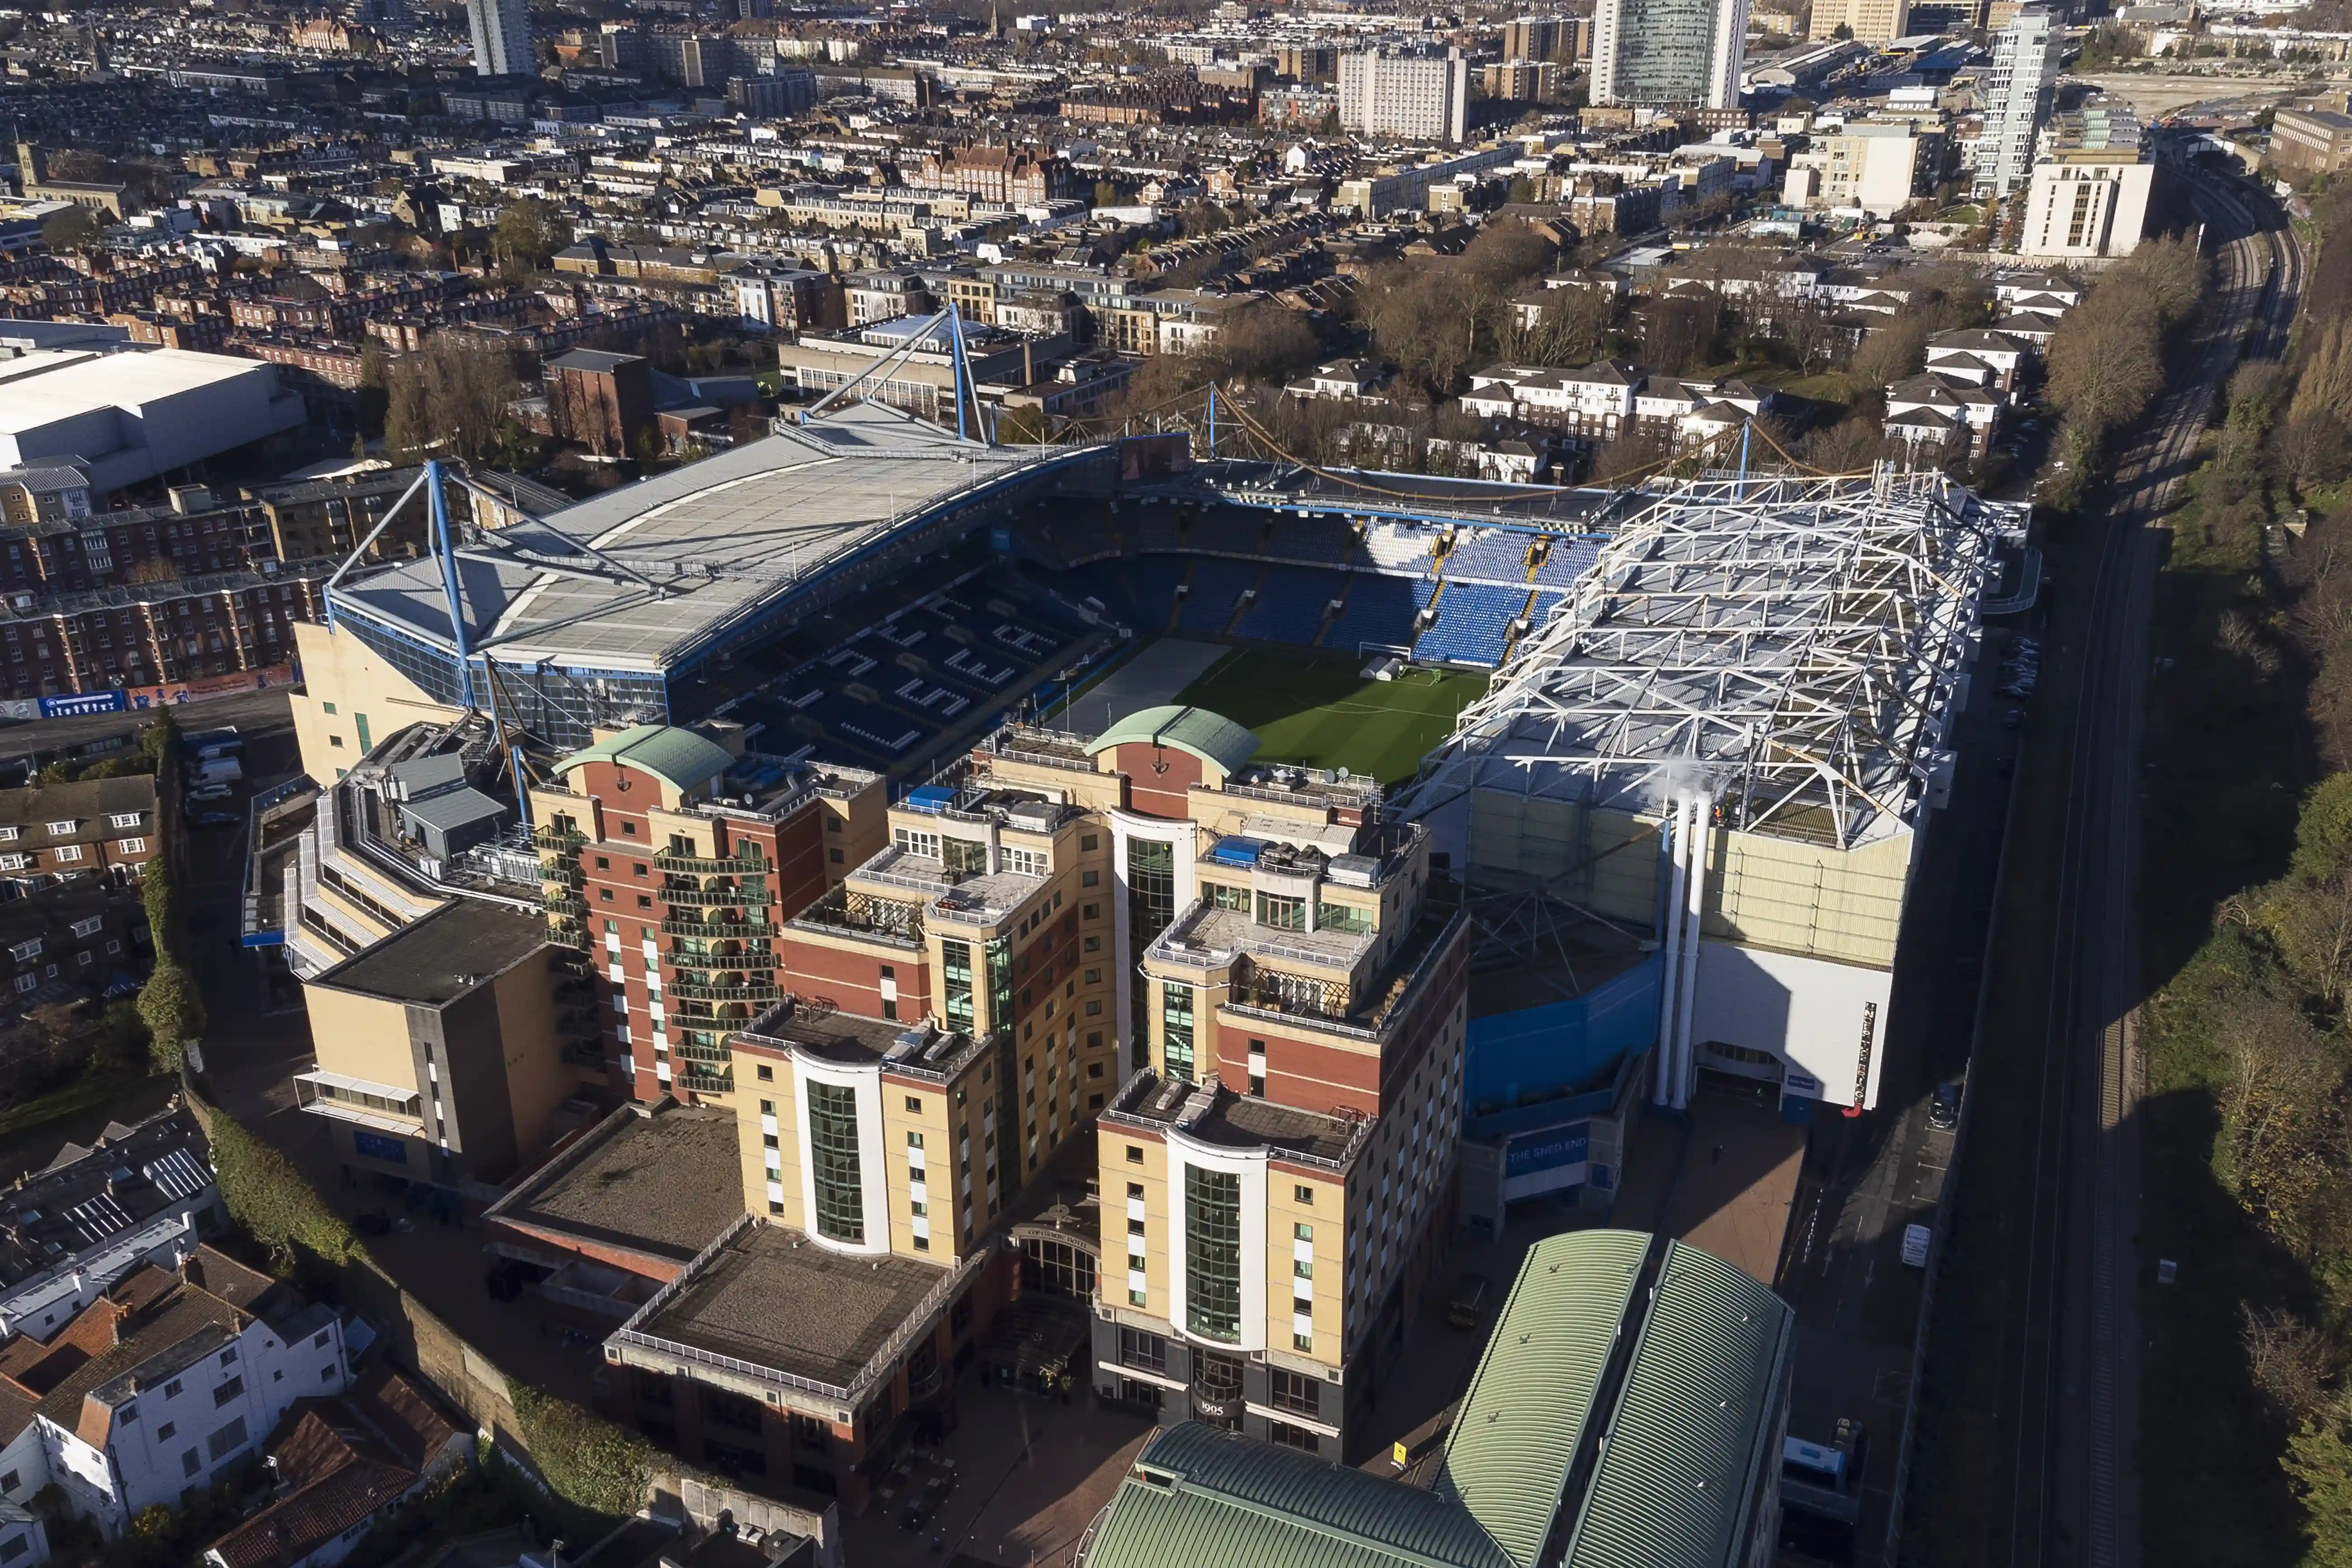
[1085,705,1260,777]
[1560,1240,1795,1568]
[1432,1228,1649,1568]
[1084,1422,1513,1568]
[553,724,734,796]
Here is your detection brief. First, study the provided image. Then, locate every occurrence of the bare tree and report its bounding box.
[2242,1305,2336,1425]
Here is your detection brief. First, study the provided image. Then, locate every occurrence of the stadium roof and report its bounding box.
[328,404,1089,675]
[555,724,734,795]
[1396,471,2012,848]
[1086,705,1260,776]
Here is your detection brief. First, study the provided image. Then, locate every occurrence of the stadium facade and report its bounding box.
[295,413,2009,1229]
[1397,469,2014,1186]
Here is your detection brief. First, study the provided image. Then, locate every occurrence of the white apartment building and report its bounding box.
[1337,49,1471,143]
[1785,123,1927,218]
[1460,360,1644,436]
[1592,0,1749,109]
[0,1108,221,1344]
[1976,5,2059,198]
[0,1249,350,1537]
[464,0,530,74]
[2018,153,2154,260]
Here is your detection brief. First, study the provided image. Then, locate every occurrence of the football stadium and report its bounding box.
[292,393,2016,1143]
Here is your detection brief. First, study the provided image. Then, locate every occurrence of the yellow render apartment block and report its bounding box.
[290,620,462,783]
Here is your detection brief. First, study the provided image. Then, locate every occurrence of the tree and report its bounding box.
[141,856,179,954]
[1642,292,1724,376]
[1850,314,1929,389]
[2241,1306,2334,1426]
[40,205,104,255]
[1210,300,1321,385]
[490,198,571,280]
[136,957,205,1072]
[203,1105,364,1268]
[384,338,523,464]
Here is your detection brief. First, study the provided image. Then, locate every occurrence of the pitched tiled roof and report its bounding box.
[207,1416,416,1568]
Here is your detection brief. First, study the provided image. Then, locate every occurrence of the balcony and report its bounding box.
[792,887,924,947]
[678,1066,734,1095]
[561,1040,606,1069]
[670,980,787,1003]
[546,895,588,918]
[672,1038,733,1067]
[661,883,764,907]
[533,825,587,852]
[665,950,777,972]
[655,851,772,876]
[661,916,776,939]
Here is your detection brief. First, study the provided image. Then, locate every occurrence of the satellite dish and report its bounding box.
[1336,767,1351,780]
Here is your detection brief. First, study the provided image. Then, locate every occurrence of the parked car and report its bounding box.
[1900,1224,1932,1268]
[1928,1081,1961,1130]
[1447,1272,1492,1329]
[186,783,235,805]
[190,810,241,829]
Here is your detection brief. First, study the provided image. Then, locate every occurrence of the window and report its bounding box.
[806,1081,867,1245]
[1184,1166,1243,1343]
[50,844,80,863]
[1210,882,1250,912]
[69,916,100,939]
[1002,846,1047,877]
[322,702,337,715]
[1117,1326,1166,1374]
[1081,834,1099,851]
[0,1471,14,1495]
[206,1417,247,1461]
[1269,1420,1322,1453]
[1256,892,1306,931]
[893,826,940,858]
[1160,982,1195,1082]
[43,820,73,836]
[107,813,141,829]
[157,1421,176,1442]
[118,838,145,854]
[941,939,973,1032]
[8,939,37,962]
[905,1095,923,1113]
[1317,901,1372,934]
[12,976,33,996]
[182,1449,201,1478]
[1295,1222,1314,1242]
[1081,869,1100,887]
[1270,1368,1321,1417]
[1126,1144,1144,1164]
[757,1063,773,1081]
[214,1376,243,1406]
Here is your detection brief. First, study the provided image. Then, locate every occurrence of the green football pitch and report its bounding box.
[1171,646,1489,786]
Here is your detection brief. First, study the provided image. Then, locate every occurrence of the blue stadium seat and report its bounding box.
[1233,566,1345,646]
[1322,573,1423,653]
[1444,529,1533,585]
[1413,581,1524,666]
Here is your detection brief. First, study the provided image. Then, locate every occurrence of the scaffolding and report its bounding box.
[1395,467,2015,850]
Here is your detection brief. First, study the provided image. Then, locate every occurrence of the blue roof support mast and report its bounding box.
[426,460,477,711]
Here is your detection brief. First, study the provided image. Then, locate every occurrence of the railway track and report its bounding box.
[1990,164,2302,1568]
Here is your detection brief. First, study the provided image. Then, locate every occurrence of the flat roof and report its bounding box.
[308,899,547,1006]
[330,405,1080,674]
[489,1101,743,1267]
[0,348,274,433]
[635,1220,947,1392]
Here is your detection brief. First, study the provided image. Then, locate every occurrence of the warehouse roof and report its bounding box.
[1081,1231,1795,1568]
[1084,1422,1513,1568]
[328,404,1087,674]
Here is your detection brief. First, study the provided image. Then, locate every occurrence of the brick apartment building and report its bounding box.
[904,144,1078,206]
[517,706,1467,1495]
[0,776,161,889]
[545,349,657,459]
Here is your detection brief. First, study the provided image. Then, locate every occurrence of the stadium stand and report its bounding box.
[1323,572,1424,653]
[1414,579,1525,665]
[1443,528,1535,585]
[1174,556,1263,633]
[1233,564,1347,644]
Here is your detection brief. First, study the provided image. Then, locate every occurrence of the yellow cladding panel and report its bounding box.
[289,620,462,785]
[488,954,575,1167]
[731,1052,801,1228]
[1101,1135,1171,1316]
[301,983,419,1091]
[885,1085,958,1261]
[1466,791,1660,924]
[647,810,717,858]
[1706,826,1911,968]
[1267,1170,1346,1367]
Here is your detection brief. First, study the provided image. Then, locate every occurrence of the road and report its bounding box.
[1981,158,2302,1568]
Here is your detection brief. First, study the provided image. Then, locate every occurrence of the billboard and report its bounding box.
[1502,1122,1590,1202]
